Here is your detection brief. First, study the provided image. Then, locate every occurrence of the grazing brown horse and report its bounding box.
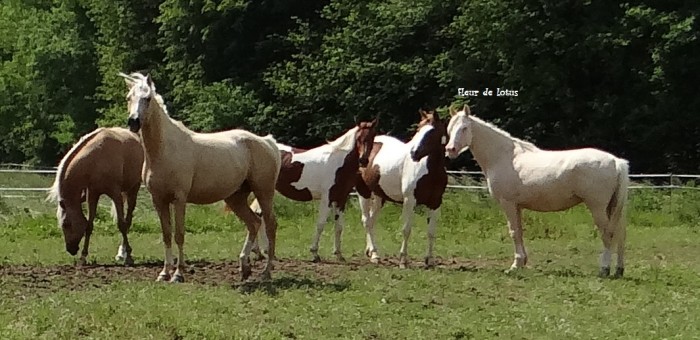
[120,71,281,282]
[356,110,449,268]
[47,127,144,265]
[249,118,378,262]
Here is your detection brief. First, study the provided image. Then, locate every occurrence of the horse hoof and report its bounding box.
[170,274,185,283]
[156,273,170,282]
[424,257,434,269]
[335,253,346,262]
[504,267,520,275]
[599,267,611,278]
[261,269,272,281]
[115,255,124,262]
[613,267,624,278]
[124,256,135,267]
[311,255,322,263]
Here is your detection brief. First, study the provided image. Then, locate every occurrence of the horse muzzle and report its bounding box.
[410,151,421,162]
[66,243,79,256]
[127,117,141,133]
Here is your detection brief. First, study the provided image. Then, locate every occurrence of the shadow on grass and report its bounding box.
[233,276,351,296]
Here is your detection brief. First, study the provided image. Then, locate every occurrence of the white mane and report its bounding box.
[469,115,538,151]
[47,128,105,203]
[327,126,359,152]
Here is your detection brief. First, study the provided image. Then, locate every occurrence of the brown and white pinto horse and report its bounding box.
[357,110,449,268]
[251,118,378,262]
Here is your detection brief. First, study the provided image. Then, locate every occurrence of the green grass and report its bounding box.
[1,172,700,339]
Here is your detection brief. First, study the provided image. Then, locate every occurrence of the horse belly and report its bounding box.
[187,184,239,204]
[518,191,583,212]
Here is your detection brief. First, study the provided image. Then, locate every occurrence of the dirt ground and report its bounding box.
[0,256,491,297]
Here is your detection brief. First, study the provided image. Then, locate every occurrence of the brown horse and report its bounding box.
[47,127,144,265]
[356,110,449,268]
[120,72,280,282]
[249,117,378,262]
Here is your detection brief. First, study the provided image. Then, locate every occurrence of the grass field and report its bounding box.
[1,172,700,339]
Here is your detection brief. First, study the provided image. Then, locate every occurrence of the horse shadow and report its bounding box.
[232,276,351,296]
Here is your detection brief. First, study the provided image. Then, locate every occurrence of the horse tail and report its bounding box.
[47,128,105,203]
[262,134,281,177]
[607,158,629,257]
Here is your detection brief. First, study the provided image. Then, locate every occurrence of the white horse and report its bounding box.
[445,105,629,277]
[357,110,449,268]
[119,72,281,282]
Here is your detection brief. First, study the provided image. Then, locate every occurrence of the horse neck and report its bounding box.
[468,119,516,171]
[425,146,446,173]
[140,103,183,161]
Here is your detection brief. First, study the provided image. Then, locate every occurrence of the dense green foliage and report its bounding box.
[0,0,698,172]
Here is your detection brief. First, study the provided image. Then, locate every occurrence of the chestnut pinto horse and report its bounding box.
[445,105,629,277]
[119,72,281,282]
[357,110,449,268]
[250,118,378,262]
[47,127,144,266]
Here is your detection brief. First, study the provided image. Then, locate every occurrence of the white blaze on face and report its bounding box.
[410,124,434,154]
[446,113,470,158]
[128,83,151,120]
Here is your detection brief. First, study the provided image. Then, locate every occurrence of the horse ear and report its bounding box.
[463,104,471,115]
[146,73,154,87]
[119,72,135,88]
[419,109,428,119]
[449,106,457,116]
[354,115,359,125]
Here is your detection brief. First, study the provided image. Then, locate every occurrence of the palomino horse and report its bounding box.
[445,105,629,277]
[119,72,281,282]
[249,117,378,262]
[357,110,449,268]
[47,127,144,265]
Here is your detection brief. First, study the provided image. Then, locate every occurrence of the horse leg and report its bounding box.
[225,192,261,281]
[587,204,614,277]
[120,190,138,266]
[253,215,269,261]
[170,199,188,283]
[79,191,99,266]
[153,198,174,282]
[254,191,278,280]
[359,195,382,263]
[249,197,267,261]
[500,202,527,273]
[332,203,346,262]
[424,208,440,268]
[309,198,332,263]
[398,197,417,269]
[615,224,626,278]
[110,192,128,264]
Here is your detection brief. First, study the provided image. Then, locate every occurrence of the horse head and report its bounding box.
[57,198,89,256]
[410,109,449,162]
[354,115,379,167]
[119,72,156,133]
[445,104,473,159]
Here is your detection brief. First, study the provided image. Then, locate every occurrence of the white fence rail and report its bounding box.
[1,165,698,196]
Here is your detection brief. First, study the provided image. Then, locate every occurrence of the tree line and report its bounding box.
[0,0,698,173]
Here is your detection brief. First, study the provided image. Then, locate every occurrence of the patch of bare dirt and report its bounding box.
[0,256,495,297]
